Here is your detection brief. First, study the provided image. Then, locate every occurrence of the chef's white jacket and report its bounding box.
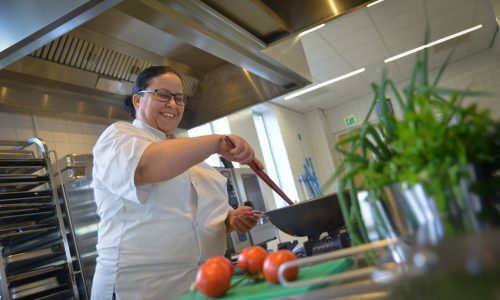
[90,119,230,300]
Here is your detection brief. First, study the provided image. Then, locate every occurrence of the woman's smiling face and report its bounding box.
[133,72,184,135]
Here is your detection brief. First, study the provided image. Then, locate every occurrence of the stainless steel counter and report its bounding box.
[271,230,500,300]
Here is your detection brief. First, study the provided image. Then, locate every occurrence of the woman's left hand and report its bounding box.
[226,206,261,233]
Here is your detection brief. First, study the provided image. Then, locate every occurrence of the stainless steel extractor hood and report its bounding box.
[0,0,370,129]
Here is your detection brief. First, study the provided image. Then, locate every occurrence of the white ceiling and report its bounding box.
[270,0,498,113]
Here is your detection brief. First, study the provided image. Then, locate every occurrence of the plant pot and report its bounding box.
[361,176,490,250]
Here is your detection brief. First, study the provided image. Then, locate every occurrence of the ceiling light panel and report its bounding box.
[428,3,476,32]
[298,24,325,37]
[310,60,352,81]
[285,68,366,100]
[299,32,328,51]
[341,39,387,62]
[426,0,475,18]
[375,7,426,37]
[367,0,384,8]
[305,46,338,65]
[383,25,425,49]
[319,9,372,41]
[384,24,483,63]
[367,0,421,23]
[331,26,380,53]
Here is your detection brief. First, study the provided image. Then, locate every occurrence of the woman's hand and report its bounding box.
[218,135,264,169]
[225,206,261,233]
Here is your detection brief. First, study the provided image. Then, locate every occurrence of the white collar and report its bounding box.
[133,119,168,140]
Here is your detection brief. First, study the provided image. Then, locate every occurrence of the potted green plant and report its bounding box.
[323,47,500,248]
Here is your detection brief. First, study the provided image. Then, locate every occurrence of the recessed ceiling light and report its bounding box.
[284,68,366,100]
[367,0,384,8]
[298,24,326,37]
[384,24,483,63]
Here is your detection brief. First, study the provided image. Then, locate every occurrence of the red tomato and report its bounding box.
[195,261,232,298]
[237,246,268,276]
[237,248,249,270]
[205,256,234,275]
[263,250,299,284]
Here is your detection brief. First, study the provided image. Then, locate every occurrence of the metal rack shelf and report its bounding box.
[0,138,79,300]
[0,173,51,192]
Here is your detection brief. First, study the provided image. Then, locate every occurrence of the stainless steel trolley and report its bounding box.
[0,138,80,300]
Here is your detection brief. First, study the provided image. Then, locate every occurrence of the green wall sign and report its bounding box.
[344,114,357,126]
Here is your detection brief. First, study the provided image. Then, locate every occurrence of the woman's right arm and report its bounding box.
[134,134,262,185]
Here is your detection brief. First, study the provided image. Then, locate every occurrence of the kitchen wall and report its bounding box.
[225,107,309,249]
[226,103,327,202]
[269,105,314,201]
[304,109,337,194]
[223,102,345,201]
[225,108,281,212]
[226,109,265,170]
[260,106,302,202]
[0,111,110,157]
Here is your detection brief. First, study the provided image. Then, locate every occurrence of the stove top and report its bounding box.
[278,226,353,257]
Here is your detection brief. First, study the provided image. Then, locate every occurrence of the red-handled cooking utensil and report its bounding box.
[223,136,295,206]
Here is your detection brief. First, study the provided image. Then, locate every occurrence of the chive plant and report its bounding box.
[323,44,499,247]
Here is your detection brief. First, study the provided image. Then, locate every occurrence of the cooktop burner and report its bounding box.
[303,226,352,256]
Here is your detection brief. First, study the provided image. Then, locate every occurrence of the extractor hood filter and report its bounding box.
[29,33,199,96]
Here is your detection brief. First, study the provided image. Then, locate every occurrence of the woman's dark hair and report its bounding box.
[123,66,182,119]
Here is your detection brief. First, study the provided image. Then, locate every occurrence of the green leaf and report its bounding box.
[432,48,454,88]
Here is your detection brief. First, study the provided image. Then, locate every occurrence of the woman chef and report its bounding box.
[91,66,262,300]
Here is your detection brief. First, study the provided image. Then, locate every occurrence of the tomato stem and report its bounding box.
[189,282,197,300]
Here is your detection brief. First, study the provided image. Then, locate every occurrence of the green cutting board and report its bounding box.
[177,258,351,300]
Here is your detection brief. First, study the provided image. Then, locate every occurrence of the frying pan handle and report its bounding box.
[223,136,294,206]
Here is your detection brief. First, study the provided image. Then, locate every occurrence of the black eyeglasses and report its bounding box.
[138,89,186,106]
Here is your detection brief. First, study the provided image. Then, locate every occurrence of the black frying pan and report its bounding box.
[224,136,345,238]
[265,193,345,237]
